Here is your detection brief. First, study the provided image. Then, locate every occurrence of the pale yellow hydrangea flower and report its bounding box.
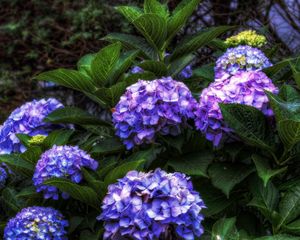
[28,135,47,146]
[225,30,267,48]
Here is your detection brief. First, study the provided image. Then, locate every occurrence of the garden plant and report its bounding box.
[1,0,300,239]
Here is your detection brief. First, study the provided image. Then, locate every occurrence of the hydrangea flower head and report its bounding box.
[195,71,278,146]
[0,166,7,188]
[33,145,98,200]
[98,169,205,240]
[0,98,63,154]
[215,45,272,80]
[112,77,197,149]
[28,134,47,146]
[225,30,267,48]
[4,206,68,240]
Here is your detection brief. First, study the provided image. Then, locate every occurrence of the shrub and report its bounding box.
[1,0,300,239]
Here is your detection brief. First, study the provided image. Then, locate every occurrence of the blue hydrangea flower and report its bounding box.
[215,45,272,81]
[0,166,7,188]
[112,77,197,149]
[0,98,64,154]
[4,206,68,240]
[33,145,98,200]
[195,71,278,146]
[98,169,205,240]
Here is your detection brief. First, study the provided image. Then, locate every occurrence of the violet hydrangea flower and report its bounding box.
[195,71,278,146]
[4,206,68,240]
[0,166,7,188]
[98,169,205,240]
[215,45,272,81]
[112,77,197,149]
[33,145,98,200]
[0,98,64,154]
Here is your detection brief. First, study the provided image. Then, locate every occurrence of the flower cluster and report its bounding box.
[0,98,63,154]
[28,135,47,146]
[4,206,68,240]
[195,71,278,146]
[225,30,267,48]
[33,145,98,200]
[0,166,7,188]
[215,45,272,80]
[112,77,197,149]
[98,169,205,240]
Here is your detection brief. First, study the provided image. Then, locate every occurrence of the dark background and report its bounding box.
[0,0,299,120]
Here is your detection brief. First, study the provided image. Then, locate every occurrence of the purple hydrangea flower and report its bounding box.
[98,169,205,240]
[215,45,272,81]
[195,71,278,146]
[4,206,68,240]
[33,145,98,200]
[0,98,64,154]
[0,166,7,188]
[112,77,197,149]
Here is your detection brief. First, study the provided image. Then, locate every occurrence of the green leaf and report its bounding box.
[35,69,96,93]
[199,184,234,217]
[208,163,254,198]
[20,146,42,164]
[91,138,124,155]
[103,33,156,59]
[168,54,195,78]
[1,188,22,213]
[102,81,128,107]
[193,63,215,81]
[0,154,34,177]
[138,60,168,77]
[220,103,273,151]
[252,155,287,187]
[266,91,300,122]
[168,151,213,177]
[170,26,233,61]
[126,147,162,168]
[212,217,239,240]
[43,129,74,148]
[91,42,122,87]
[277,186,300,229]
[77,53,95,76]
[16,134,31,148]
[248,177,280,224]
[167,0,201,41]
[283,218,300,234]
[44,178,100,209]
[279,84,300,103]
[111,50,139,84]
[44,107,111,126]
[116,6,143,22]
[255,235,300,240]
[104,160,145,185]
[132,13,167,50]
[16,186,40,199]
[278,119,300,150]
[144,0,169,19]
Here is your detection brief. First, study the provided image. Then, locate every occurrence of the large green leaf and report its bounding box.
[104,159,145,185]
[20,146,43,165]
[168,54,195,77]
[193,63,215,82]
[35,69,96,93]
[208,163,254,197]
[144,0,169,19]
[43,129,74,148]
[91,42,122,87]
[77,53,95,76]
[138,60,168,76]
[211,217,239,240]
[44,178,100,209]
[170,26,233,61]
[132,13,167,50]
[116,6,143,22]
[0,154,34,177]
[168,151,213,178]
[255,235,300,240]
[1,188,22,213]
[44,107,111,126]
[167,0,201,41]
[279,84,300,103]
[91,138,125,156]
[278,119,300,150]
[252,155,287,187]
[220,103,273,151]
[103,33,156,59]
[277,186,300,229]
[283,218,300,235]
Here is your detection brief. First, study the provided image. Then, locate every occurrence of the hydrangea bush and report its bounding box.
[1,0,300,239]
